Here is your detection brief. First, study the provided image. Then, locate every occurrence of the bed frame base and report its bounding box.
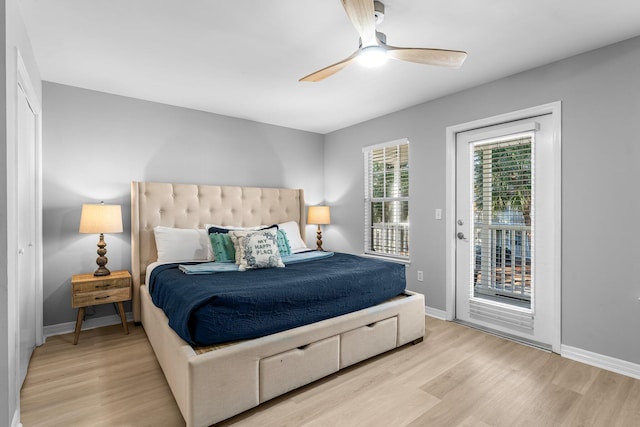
[141,285,425,427]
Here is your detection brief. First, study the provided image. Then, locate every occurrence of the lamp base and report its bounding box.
[316,225,324,251]
[94,233,111,276]
[93,265,111,276]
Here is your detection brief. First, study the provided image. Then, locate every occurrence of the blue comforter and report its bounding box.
[148,252,406,346]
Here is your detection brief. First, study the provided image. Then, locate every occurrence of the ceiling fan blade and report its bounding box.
[299,51,360,82]
[383,45,468,68]
[341,0,376,44]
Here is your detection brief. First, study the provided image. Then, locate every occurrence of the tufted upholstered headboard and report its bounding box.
[130,181,305,322]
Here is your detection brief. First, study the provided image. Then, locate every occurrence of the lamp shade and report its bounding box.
[307,205,331,225]
[79,204,123,234]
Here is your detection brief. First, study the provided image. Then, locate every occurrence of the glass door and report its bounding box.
[455,114,559,350]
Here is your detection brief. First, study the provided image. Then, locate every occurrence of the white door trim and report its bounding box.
[16,49,43,348]
[14,48,44,345]
[445,101,562,352]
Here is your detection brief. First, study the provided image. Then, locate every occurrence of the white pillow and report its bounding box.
[278,221,308,253]
[153,226,214,262]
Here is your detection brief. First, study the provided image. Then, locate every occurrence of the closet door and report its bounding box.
[17,82,37,387]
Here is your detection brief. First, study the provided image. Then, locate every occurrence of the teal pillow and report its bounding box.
[210,233,236,263]
[277,229,291,256]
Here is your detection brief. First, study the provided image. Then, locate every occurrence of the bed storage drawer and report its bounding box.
[259,335,340,402]
[340,316,398,368]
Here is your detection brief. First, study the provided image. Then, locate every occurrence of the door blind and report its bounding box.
[473,135,534,305]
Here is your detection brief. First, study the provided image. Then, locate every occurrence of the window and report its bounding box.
[363,139,409,259]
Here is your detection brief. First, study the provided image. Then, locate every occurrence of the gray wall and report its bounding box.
[42,83,324,326]
[42,36,640,367]
[324,36,640,364]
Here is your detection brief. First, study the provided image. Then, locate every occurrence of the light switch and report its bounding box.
[435,209,442,220]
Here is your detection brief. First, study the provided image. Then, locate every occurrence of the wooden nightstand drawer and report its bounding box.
[72,270,131,292]
[72,286,131,308]
[72,276,130,294]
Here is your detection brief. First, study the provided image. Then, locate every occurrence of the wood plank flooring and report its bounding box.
[21,318,640,426]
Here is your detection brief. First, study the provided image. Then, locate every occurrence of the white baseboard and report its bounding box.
[561,344,640,380]
[43,312,134,341]
[425,305,448,320]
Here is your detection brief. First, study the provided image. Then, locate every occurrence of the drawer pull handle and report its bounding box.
[297,344,310,351]
[95,284,111,289]
[95,296,110,300]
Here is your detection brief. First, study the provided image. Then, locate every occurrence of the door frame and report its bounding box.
[15,48,44,347]
[445,101,562,352]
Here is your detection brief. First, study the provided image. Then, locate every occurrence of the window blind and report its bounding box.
[363,139,409,259]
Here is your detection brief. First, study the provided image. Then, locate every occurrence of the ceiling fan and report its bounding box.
[299,0,467,82]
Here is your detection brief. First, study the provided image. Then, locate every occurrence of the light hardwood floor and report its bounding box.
[21,318,640,426]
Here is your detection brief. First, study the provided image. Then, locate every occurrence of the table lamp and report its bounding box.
[307,205,331,251]
[79,202,123,276]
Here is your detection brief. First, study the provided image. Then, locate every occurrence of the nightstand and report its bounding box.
[71,270,132,345]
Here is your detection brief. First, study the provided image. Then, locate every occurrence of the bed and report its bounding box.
[131,181,425,427]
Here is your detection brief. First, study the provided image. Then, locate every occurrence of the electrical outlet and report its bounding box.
[417,270,424,282]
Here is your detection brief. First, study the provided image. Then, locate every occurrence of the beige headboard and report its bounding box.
[130,181,306,322]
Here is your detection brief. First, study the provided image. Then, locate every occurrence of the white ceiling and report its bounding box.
[19,0,640,134]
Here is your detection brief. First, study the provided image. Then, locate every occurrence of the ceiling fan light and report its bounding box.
[357,46,388,68]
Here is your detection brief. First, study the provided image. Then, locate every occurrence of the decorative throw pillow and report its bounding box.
[226,226,276,263]
[205,224,277,234]
[209,233,236,263]
[229,229,256,264]
[205,224,252,234]
[276,229,291,256]
[230,228,285,271]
